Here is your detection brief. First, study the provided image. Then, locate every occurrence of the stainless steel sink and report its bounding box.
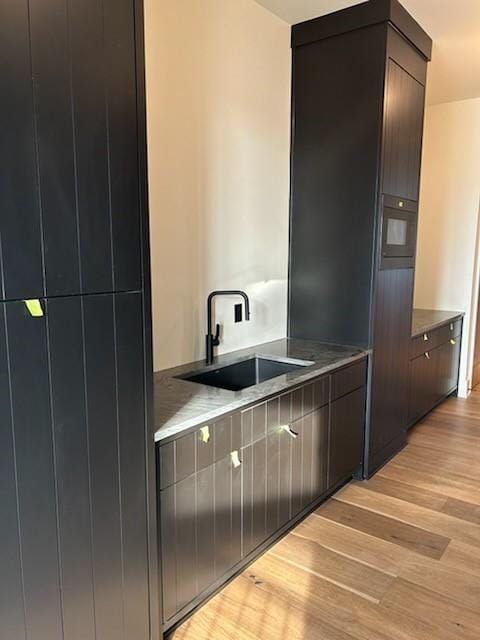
[177,356,313,391]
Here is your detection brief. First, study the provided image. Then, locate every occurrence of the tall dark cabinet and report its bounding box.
[288,0,432,476]
[0,2,157,640]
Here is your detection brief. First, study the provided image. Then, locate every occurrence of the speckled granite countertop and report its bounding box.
[154,338,369,443]
[412,309,464,338]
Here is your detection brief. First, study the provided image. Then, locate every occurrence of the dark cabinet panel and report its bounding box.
[6,302,63,640]
[329,388,366,487]
[196,466,215,595]
[288,24,386,347]
[382,59,426,201]
[370,269,413,468]
[408,351,435,425]
[0,294,149,640]
[0,305,29,640]
[444,338,461,395]
[114,293,149,638]
[160,450,243,624]
[0,0,142,301]
[83,294,125,640]
[29,0,79,297]
[409,327,462,427]
[47,297,96,640]
[278,421,292,527]
[266,428,281,537]
[311,407,329,500]
[0,0,44,300]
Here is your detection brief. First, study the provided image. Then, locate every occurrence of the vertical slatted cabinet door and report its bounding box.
[266,398,280,538]
[0,304,27,640]
[278,393,292,527]
[0,0,142,301]
[408,352,432,425]
[311,407,329,501]
[114,292,149,638]
[68,0,142,294]
[382,59,426,201]
[0,0,44,300]
[83,292,149,639]
[47,297,96,640]
[329,388,366,488]
[4,300,63,640]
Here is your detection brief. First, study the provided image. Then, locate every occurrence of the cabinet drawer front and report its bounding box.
[411,331,435,359]
[158,413,242,489]
[411,319,462,359]
[331,360,367,401]
[435,319,462,348]
[240,375,329,448]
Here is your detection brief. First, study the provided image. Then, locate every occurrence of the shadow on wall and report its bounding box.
[145,0,292,371]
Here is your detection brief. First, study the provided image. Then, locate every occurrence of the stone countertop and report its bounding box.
[412,308,464,338]
[154,338,369,443]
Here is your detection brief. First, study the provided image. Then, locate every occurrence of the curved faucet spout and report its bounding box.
[206,290,251,365]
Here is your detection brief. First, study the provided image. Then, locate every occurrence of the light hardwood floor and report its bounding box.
[173,391,480,640]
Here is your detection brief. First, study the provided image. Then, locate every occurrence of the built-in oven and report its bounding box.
[380,195,418,269]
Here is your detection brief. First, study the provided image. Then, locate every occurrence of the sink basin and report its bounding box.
[178,356,313,391]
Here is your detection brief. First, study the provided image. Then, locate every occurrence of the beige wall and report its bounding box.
[145,0,291,371]
[415,97,480,395]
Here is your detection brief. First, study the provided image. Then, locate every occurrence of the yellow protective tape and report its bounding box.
[200,426,210,444]
[230,451,241,468]
[24,299,44,317]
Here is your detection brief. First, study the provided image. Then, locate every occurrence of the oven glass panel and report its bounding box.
[386,218,408,246]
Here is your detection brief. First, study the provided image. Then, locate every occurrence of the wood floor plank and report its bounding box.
[296,515,410,575]
[247,554,461,640]
[396,444,480,480]
[442,497,480,524]
[398,560,480,610]
[381,578,480,640]
[271,531,395,602]
[441,540,480,577]
[173,574,354,640]
[357,474,448,511]
[317,498,450,559]
[336,483,480,549]
[378,462,480,505]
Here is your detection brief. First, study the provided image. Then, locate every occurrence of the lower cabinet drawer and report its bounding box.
[411,318,463,359]
[331,359,367,401]
[328,387,366,488]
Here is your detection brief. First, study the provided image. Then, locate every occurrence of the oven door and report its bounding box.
[380,196,417,269]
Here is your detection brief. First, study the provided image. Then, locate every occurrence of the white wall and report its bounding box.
[145,0,291,371]
[414,97,480,396]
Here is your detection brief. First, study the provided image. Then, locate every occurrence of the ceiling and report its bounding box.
[255,0,480,105]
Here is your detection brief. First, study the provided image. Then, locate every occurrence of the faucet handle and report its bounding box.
[213,323,220,346]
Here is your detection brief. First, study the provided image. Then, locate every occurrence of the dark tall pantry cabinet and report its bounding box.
[0,2,157,640]
[288,0,432,476]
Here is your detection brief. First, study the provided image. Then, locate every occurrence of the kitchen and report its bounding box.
[1,1,479,639]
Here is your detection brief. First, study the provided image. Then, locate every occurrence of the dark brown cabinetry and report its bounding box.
[408,321,462,426]
[288,0,432,476]
[158,359,367,631]
[0,2,154,639]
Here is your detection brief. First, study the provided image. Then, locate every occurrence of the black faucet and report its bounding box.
[206,290,251,365]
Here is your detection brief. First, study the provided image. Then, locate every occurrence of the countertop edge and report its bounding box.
[154,349,370,444]
[411,310,464,338]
